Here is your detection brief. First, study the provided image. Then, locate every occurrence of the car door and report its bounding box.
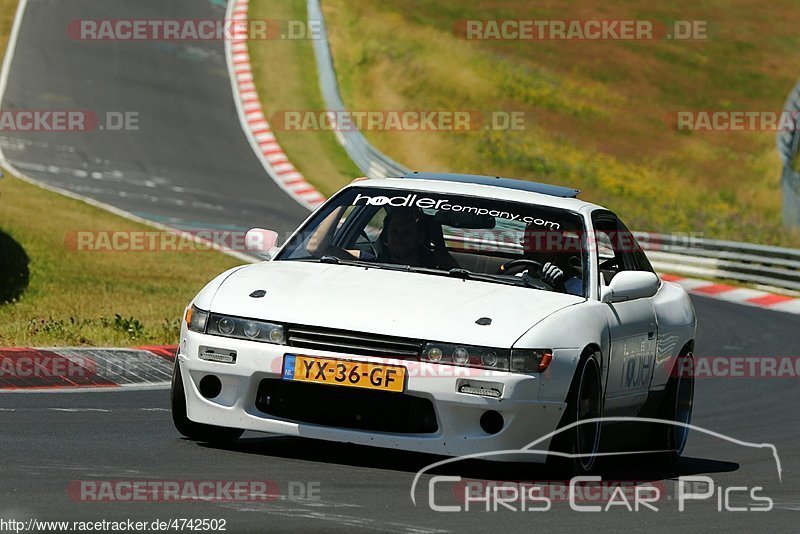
[593,213,658,417]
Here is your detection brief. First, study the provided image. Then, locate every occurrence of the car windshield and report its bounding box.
[276,187,587,296]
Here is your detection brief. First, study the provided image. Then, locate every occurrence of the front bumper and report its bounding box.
[178,332,568,462]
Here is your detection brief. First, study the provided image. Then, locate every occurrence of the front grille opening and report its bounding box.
[255,378,438,434]
[285,325,423,359]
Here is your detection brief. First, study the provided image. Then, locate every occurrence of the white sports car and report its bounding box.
[171,172,697,473]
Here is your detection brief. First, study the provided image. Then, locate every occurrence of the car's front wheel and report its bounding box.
[549,350,603,475]
[171,362,244,444]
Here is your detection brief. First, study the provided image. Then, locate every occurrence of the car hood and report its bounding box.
[209,261,583,347]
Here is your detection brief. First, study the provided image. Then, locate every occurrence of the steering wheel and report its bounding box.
[497,258,544,276]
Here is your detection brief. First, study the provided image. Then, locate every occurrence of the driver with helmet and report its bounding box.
[517,221,583,296]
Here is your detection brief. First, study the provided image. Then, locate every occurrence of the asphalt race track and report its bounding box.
[0,0,309,236]
[1,297,797,532]
[1,1,798,533]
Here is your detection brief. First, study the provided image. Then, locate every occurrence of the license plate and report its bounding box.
[282,355,406,393]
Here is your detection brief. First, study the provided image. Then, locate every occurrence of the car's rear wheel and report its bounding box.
[171,362,244,444]
[549,351,603,475]
[650,351,694,466]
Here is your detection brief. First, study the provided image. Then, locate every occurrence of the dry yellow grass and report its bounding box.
[313,0,800,245]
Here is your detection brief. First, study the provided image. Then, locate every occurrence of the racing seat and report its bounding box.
[376,207,459,270]
[421,214,459,270]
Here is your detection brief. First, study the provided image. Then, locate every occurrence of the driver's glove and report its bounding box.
[541,262,565,286]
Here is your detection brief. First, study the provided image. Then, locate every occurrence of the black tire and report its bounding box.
[171,362,244,444]
[649,352,694,466]
[549,351,603,475]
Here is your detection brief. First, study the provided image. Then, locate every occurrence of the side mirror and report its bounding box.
[245,228,280,260]
[601,271,660,303]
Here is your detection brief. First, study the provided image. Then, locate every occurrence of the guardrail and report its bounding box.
[777,79,800,227]
[636,233,800,294]
[445,231,800,294]
[308,0,800,295]
[308,0,409,179]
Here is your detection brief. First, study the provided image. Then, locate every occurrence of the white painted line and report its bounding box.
[0,0,28,110]
[49,408,111,413]
[0,163,258,264]
[224,0,326,212]
[0,0,257,266]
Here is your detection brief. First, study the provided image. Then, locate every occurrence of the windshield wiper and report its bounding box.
[311,256,410,272]
[448,268,520,286]
[303,258,524,287]
[398,267,521,287]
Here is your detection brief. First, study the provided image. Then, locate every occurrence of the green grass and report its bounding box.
[247,0,361,196]
[247,0,800,246]
[0,176,242,346]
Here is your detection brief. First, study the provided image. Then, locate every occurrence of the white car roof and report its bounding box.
[349,177,606,215]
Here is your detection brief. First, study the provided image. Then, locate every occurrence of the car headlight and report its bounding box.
[421,343,552,373]
[422,343,510,371]
[186,309,286,344]
[185,305,209,333]
[206,313,286,344]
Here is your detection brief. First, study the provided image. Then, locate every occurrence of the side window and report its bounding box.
[617,220,655,273]
[593,213,656,289]
[593,219,624,285]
